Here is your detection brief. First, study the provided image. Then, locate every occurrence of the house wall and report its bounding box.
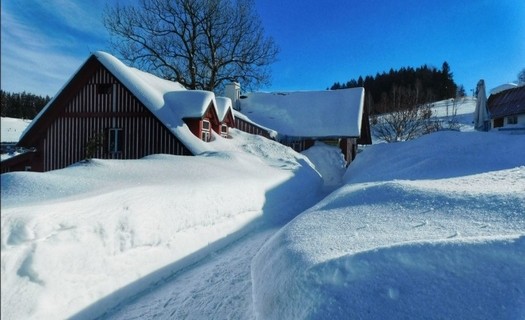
[1,152,35,174]
[518,114,525,125]
[27,64,191,172]
[491,113,525,129]
[235,118,271,138]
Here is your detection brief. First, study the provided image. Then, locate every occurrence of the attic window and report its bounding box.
[97,84,112,94]
[220,124,228,137]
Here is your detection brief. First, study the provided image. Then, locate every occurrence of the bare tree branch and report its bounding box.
[103,0,278,92]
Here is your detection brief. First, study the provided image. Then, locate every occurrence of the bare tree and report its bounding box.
[103,0,278,92]
[372,104,437,142]
[372,85,439,142]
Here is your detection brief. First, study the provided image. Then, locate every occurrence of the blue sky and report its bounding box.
[1,0,524,97]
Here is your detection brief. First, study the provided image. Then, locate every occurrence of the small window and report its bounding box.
[97,84,112,94]
[108,128,123,153]
[507,116,518,125]
[220,124,228,137]
[24,166,32,171]
[201,120,211,142]
[202,119,211,131]
[493,118,504,128]
[201,130,210,142]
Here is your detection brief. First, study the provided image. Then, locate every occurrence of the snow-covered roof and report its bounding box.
[20,51,219,155]
[237,88,365,138]
[94,52,218,120]
[489,83,518,95]
[215,97,234,122]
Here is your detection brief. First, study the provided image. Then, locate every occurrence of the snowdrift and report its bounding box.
[1,130,323,320]
[251,131,525,319]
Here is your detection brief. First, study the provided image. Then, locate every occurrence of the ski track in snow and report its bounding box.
[99,226,278,320]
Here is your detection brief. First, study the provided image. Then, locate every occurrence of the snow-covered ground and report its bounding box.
[2,97,525,319]
[1,130,326,319]
[252,131,525,319]
[1,117,31,143]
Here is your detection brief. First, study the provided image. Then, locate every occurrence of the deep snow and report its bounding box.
[252,131,525,319]
[2,97,525,320]
[1,129,324,320]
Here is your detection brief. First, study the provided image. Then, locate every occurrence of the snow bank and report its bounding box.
[252,131,525,319]
[1,129,322,320]
[301,142,346,188]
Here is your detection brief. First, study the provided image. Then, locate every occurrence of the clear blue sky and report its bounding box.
[1,0,524,98]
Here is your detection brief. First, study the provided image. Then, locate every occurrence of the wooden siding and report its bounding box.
[34,64,191,172]
[235,118,271,138]
[1,151,35,174]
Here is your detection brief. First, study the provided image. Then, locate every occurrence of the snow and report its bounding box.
[1,117,32,161]
[2,97,525,320]
[490,83,518,95]
[1,129,323,320]
[215,96,234,121]
[238,87,364,138]
[1,117,31,143]
[251,130,525,319]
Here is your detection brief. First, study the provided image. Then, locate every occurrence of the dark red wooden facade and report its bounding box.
[185,103,221,142]
[235,118,272,139]
[16,56,191,172]
[218,108,235,138]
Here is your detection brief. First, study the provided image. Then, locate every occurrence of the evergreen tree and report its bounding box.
[1,90,51,119]
[330,63,460,115]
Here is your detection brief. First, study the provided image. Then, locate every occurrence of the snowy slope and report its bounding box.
[252,130,525,319]
[1,117,31,143]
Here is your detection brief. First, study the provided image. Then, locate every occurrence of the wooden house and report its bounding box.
[5,52,227,173]
[225,83,370,165]
[487,84,525,130]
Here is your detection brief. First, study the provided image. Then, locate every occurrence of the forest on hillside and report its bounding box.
[331,62,464,115]
[1,90,51,119]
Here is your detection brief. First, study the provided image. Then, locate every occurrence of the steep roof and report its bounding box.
[237,87,365,138]
[215,97,235,122]
[487,85,525,119]
[19,51,218,155]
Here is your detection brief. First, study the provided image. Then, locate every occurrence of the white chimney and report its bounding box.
[225,82,241,111]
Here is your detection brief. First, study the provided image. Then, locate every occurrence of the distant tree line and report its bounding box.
[330,62,462,115]
[1,90,51,119]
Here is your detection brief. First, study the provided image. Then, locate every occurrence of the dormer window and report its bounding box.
[220,124,228,137]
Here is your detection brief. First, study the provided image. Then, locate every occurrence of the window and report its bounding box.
[201,120,211,142]
[493,118,504,128]
[108,128,123,153]
[220,124,228,137]
[97,83,112,94]
[202,120,211,131]
[201,130,211,142]
[507,116,518,125]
